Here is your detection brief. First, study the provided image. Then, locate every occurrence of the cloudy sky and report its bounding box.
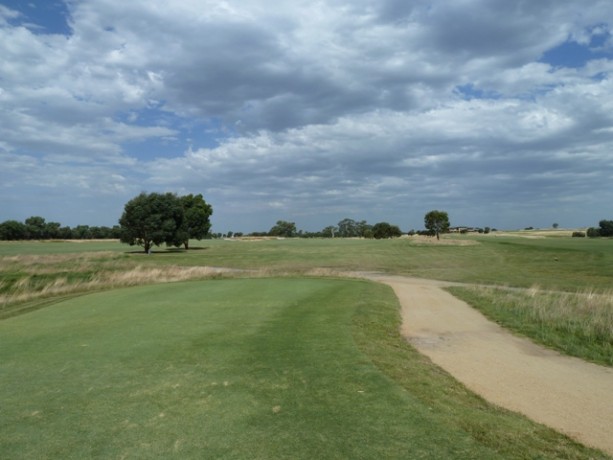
[1,0,612,233]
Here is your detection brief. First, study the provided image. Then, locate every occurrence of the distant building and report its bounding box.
[449,226,479,233]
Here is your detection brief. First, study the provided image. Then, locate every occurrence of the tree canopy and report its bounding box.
[173,194,213,249]
[598,219,613,237]
[0,220,27,240]
[372,222,402,239]
[337,218,372,238]
[269,220,297,237]
[119,192,210,253]
[424,210,450,240]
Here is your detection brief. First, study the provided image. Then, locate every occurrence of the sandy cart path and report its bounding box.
[364,274,613,455]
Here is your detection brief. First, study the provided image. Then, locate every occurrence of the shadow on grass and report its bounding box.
[125,246,209,255]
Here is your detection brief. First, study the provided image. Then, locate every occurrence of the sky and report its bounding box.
[1,0,612,233]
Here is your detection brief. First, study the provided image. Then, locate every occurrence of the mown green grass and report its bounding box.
[146,236,613,291]
[0,240,127,256]
[0,278,602,459]
[2,235,613,290]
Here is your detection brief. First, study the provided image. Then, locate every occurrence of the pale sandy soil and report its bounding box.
[361,273,613,456]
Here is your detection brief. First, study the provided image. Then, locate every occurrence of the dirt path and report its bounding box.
[362,273,613,456]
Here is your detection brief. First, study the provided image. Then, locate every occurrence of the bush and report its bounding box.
[572,232,585,238]
[599,220,613,237]
[587,227,601,238]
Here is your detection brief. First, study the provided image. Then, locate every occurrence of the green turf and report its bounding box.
[0,240,127,256]
[159,236,613,291]
[1,278,602,459]
[3,236,613,290]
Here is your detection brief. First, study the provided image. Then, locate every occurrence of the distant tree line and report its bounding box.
[241,212,453,240]
[0,216,122,241]
[241,211,497,240]
[245,218,404,240]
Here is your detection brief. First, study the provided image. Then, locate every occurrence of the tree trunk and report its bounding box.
[184,240,189,250]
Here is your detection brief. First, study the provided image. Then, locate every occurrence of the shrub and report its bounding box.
[572,231,585,238]
[587,227,601,238]
[599,219,613,237]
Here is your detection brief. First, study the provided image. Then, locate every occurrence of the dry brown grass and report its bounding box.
[0,252,248,313]
[406,235,479,246]
[523,285,613,342]
[451,284,613,365]
[491,229,586,238]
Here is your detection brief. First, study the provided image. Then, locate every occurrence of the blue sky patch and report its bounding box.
[455,83,501,100]
[541,29,612,68]
[1,0,71,35]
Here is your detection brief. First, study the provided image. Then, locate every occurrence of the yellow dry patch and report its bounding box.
[408,236,479,246]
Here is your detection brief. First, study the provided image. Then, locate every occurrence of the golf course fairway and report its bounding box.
[0,278,602,459]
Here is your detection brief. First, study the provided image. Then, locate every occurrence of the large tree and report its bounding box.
[0,220,27,240]
[24,216,46,239]
[372,222,402,239]
[337,218,358,237]
[424,210,450,240]
[175,194,213,249]
[119,192,184,253]
[269,220,297,237]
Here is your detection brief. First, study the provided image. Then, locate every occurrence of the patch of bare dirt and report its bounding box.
[361,273,613,456]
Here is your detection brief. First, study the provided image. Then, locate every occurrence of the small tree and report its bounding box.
[119,192,184,253]
[424,210,450,240]
[321,226,337,238]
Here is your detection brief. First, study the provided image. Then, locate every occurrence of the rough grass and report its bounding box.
[448,285,613,366]
[3,235,613,290]
[0,278,603,459]
[0,252,244,318]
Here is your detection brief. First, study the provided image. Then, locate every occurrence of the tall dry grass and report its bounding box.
[0,250,343,316]
[0,252,247,315]
[450,284,613,365]
[522,285,613,344]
